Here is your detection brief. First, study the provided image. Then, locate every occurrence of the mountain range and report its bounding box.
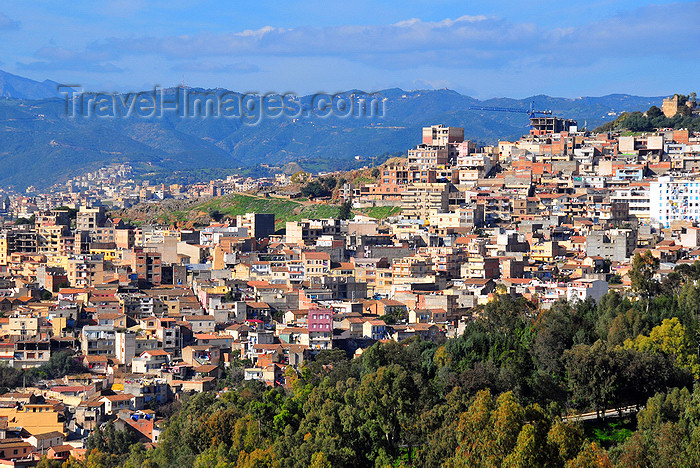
[0,69,68,100]
[0,69,665,190]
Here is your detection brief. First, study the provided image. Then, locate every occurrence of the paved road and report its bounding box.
[562,406,639,422]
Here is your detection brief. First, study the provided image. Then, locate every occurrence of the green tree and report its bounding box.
[624,317,700,376]
[301,177,337,199]
[531,300,574,378]
[36,456,64,468]
[354,364,419,458]
[338,201,352,220]
[593,291,631,341]
[678,281,700,324]
[565,340,689,417]
[564,341,619,417]
[29,351,87,380]
[635,387,691,432]
[449,390,584,467]
[608,274,622,285]
[0,363,24,390]
[646,105,663,118]
[222,289,235,302]
[548,421,585,464]
[54,206,78,220]
[309,451,332,468]
[606,307,645,347]
[14,217,33,225]
[209,209,224,222]
[678,105,692,117]
[629,250,660,310]
[565,442,612,468]
[86,421,141,456]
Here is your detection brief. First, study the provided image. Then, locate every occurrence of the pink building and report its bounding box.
[307,308,333,351]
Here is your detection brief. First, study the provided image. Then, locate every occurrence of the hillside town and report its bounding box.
[0,95,698,464]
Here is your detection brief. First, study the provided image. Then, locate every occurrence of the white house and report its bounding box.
[566,278,608,303]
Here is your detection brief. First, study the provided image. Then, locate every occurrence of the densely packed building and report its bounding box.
[0,106,699,461]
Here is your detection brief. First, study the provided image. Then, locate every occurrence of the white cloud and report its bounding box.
[171,61,260,73]
[20,2,700,75]
[90,15,535,65]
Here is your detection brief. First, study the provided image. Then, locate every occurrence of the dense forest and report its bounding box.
[38,254,700,467]
[594,93,699,133]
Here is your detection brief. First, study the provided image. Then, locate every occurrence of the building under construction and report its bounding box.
[529,116,578,136]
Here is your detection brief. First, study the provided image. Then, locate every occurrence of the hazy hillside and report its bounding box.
[0,73,666,189]
[0,70,68,100]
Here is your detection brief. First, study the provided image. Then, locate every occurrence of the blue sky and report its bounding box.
[0,0,697,98]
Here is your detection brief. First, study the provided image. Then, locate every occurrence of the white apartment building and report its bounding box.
[455,153,494,181]
[650,176,700,226]
[612,185,650,221]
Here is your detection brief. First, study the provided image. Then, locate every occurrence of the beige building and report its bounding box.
[0,232,11,266]
[392,256,431,287]
[302,251,330,279]
[66,257,105,287]
[9,315,40,338]
[76,206,105,233]
[407,145,450,169]
[37,225,68,255]
[402,183,449,220]
[422,125,464,146]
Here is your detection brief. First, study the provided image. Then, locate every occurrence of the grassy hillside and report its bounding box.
[198,195,344,226]
[119,194,346,228]
[360,206,402,219]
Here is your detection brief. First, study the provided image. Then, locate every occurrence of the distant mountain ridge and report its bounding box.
[0,69,666,190]
[0,69,68,100]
